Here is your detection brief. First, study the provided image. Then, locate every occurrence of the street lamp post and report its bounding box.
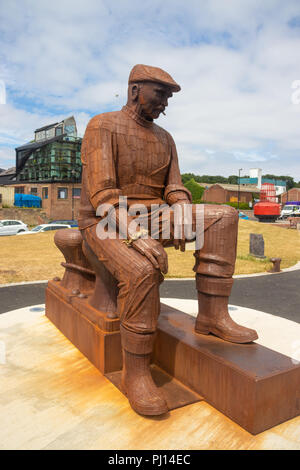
[238,168,243,212]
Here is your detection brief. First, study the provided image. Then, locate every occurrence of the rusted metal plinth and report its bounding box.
[156,304,300,435]
[45,280,201,411]
[46,281,300,435]
[46,281,122,374]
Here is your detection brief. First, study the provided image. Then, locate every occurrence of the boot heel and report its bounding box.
[195,323,210,335]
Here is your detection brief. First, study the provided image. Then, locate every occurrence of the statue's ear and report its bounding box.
[131,84,139,101]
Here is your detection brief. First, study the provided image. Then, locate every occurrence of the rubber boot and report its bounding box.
[120,326,168,416]
[195,274,258,343]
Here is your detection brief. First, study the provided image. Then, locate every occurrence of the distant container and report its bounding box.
[14,193,41,208]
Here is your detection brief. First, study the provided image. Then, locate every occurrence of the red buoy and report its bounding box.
[254,183,281,222]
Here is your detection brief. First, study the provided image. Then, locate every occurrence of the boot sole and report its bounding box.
[122,382,168,416]
[129,400,168,416]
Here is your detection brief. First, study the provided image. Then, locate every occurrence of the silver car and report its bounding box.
[17,223,71,235]
[0,219,29,236]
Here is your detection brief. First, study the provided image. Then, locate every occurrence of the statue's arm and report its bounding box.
[82,118,121,211]
[164,135,192,206]
[82,117,142,239]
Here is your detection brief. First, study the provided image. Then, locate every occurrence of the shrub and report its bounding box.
[184,178,204,204]
[226,202,250,210]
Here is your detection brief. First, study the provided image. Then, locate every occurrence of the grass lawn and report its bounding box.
[0,219,299,284]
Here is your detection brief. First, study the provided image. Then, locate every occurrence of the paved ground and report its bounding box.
[1,304,299,449]
[161,270,300,323]
[0,270,299,323]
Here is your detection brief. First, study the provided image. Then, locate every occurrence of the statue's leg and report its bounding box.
[193,204,258,343]
[82,225,168,416]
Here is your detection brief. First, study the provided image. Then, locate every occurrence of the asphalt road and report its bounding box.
[0,270,299,323]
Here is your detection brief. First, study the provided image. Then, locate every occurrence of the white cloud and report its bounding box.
[0,147,15,168]
[0,0,300,179]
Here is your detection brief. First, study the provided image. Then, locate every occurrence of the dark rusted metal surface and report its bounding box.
[46,64,260,417]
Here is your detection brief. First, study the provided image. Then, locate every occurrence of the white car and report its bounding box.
[17,223,71,235]
[0,219,29,236]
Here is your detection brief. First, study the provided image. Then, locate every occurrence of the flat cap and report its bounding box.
[128,64,181,92]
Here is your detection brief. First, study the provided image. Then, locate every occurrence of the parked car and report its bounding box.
[0,219,29,236]
[17,223,71,235]
[50,220,78,227]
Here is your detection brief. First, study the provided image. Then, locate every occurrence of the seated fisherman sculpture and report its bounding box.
[78,64,258,417]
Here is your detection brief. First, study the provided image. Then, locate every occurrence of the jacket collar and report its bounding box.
[122,105,153,128]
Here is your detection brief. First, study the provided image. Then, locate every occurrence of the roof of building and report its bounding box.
[0,167,16,184]
[0,167,16,175]
[16,134,66,152]
[35,116,76,134]
[35,122,59,133]
[240,177,286,187]
[198,182,260,193]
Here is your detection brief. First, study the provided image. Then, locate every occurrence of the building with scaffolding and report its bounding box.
[15,116,82,184]
[4,116,83,220]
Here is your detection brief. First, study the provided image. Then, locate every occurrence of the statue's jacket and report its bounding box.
[78,105,191,231]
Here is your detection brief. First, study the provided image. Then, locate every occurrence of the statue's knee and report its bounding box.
[221,205,239,223]
[130,260,160,286]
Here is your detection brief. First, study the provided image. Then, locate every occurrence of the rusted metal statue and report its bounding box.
[75,64,258,416]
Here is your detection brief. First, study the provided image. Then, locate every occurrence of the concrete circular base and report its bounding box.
[0,301,299,450]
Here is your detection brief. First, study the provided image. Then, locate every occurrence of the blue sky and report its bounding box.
[1,0,300,180]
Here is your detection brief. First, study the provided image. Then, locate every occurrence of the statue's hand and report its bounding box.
[132,238,168,274]
[172,202,187,252]
[173,233,186,252]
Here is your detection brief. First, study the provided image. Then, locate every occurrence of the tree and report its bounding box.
[181,173,195,184]
[262,174,295,190]
[184,178,205,203]
[228,175,238,184]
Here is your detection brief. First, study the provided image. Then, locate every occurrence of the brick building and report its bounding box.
[1,116,83,220]
[281,188,300,204]
[13,182,82,220]
[200,183,259,205]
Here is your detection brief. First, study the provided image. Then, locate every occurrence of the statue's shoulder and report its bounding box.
[85,111,123,132]
[152,122,174,144]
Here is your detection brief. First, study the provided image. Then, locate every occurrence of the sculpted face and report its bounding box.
[132,81,173,121]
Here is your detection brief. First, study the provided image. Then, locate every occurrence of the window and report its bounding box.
[15,186,25,194]
[31,187,38,195]
[72,188,81,198]
[42,187,48,199]
[58,188,68,199]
